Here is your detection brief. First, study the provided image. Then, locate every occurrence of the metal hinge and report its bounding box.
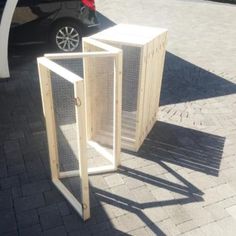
[74,97,81,107]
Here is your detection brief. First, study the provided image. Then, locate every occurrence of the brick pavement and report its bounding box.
[1,0,236,235]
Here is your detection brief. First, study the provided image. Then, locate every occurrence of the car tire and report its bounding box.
[50,21,82,52]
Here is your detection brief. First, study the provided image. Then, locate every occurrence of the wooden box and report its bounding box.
[89,24,168,151]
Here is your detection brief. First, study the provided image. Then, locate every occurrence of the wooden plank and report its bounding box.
[37,57,82,84]
[37,61,59,180]
[155,32,168,119]
[83,37,122,53]
[82,40,92,140]
[135,45,148,151]
[140,42,153,143]
[144,39,155,135]
[59,165,117,178]
[45,51,118,60]
[53,179,83,217]
[113,51,123,167]
[74,80,90,220]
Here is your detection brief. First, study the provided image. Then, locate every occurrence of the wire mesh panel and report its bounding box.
[37,57,89,220]
[91,24,168,151]
[83,38,122,171]
[38,38,122,220]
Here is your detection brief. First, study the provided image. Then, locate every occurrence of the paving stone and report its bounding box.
[19,224,42,236]
[0,210,17,234]
[216,217,236,236]
[5,151,24,166]
[3,230,19,236]
[63,214,83,233]
[4,141,20,153]
[226,205,236,220]
[131,186,157,204]
[16,209,39,229]
[176,220,199,234]
[0,191,13,210]
[22,180,51,196]
[0,176,20,189]
[57,201,71,216]
[129,227,151,236]
[204,202,230,221]
[43,189,64,204]
[142,207,168,223]
[25,158,46,178]
[200,221,224,236]
[39,206,63,230]
[87,221,111,234]
[0,163,8,178]
[14,194,45,212]
[43,226,67,236]
[89,175,110,190]
[110,213,145,232]
[182,227,205,236]
[104,174,124,188]
[8,163,25,176]
[123,176,145,190]
[157,218,181,236]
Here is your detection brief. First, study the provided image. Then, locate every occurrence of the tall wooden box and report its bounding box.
[88,24,168,151]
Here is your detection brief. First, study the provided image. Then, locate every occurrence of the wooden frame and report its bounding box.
[37,38,122,220]
[90,24,168,151]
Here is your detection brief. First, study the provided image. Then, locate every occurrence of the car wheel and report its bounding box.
[51,21,81,52]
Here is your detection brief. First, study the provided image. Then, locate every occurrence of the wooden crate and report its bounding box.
[89,24,168,151]
[37,38,122,220]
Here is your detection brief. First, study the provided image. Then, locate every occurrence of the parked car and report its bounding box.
[0,0,99,52]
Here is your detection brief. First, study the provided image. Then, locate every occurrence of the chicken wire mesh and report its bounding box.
[49,51,117,175]
[83,43,115,160]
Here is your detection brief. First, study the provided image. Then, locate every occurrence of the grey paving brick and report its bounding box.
[43,226,67,236]
[0,163,7,178]
[16,209,39,229]
[22,180,51,196]
[200,221,224,236]
[43,189,64,204]
[87,221,111,234]
[104,174,124,188]
[0,210,17,234]
[14,194,45,212]
[19,224,42,236]
[0,191,13,210]
[3,230,19,236]
[204,202,230,221]
[8,163,25,176]
[131,186,157,204]
[63,214,83,233]
[39,206,63,230]
[129,227,152,236]
[4,141,20,153]
[25,158,46,178]
[57,201,71,216]
[217,217,236,236]
[0,176,20,189]
[142,207,168,223]
[5,151,24,166]
[111,213,145,233]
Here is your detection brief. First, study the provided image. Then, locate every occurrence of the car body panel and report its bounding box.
[0,0,98,45]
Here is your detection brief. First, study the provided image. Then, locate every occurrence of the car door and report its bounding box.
[10,0,61,44]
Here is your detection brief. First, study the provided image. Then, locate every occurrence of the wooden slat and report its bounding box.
[113,51,123,167]
[37,62,59,179]
[37,57,82,83]
[53,179,83,216]
[74,80,90,220]
[135,45,148,151]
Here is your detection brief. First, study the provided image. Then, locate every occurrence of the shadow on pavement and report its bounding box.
[161,52,236,106]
